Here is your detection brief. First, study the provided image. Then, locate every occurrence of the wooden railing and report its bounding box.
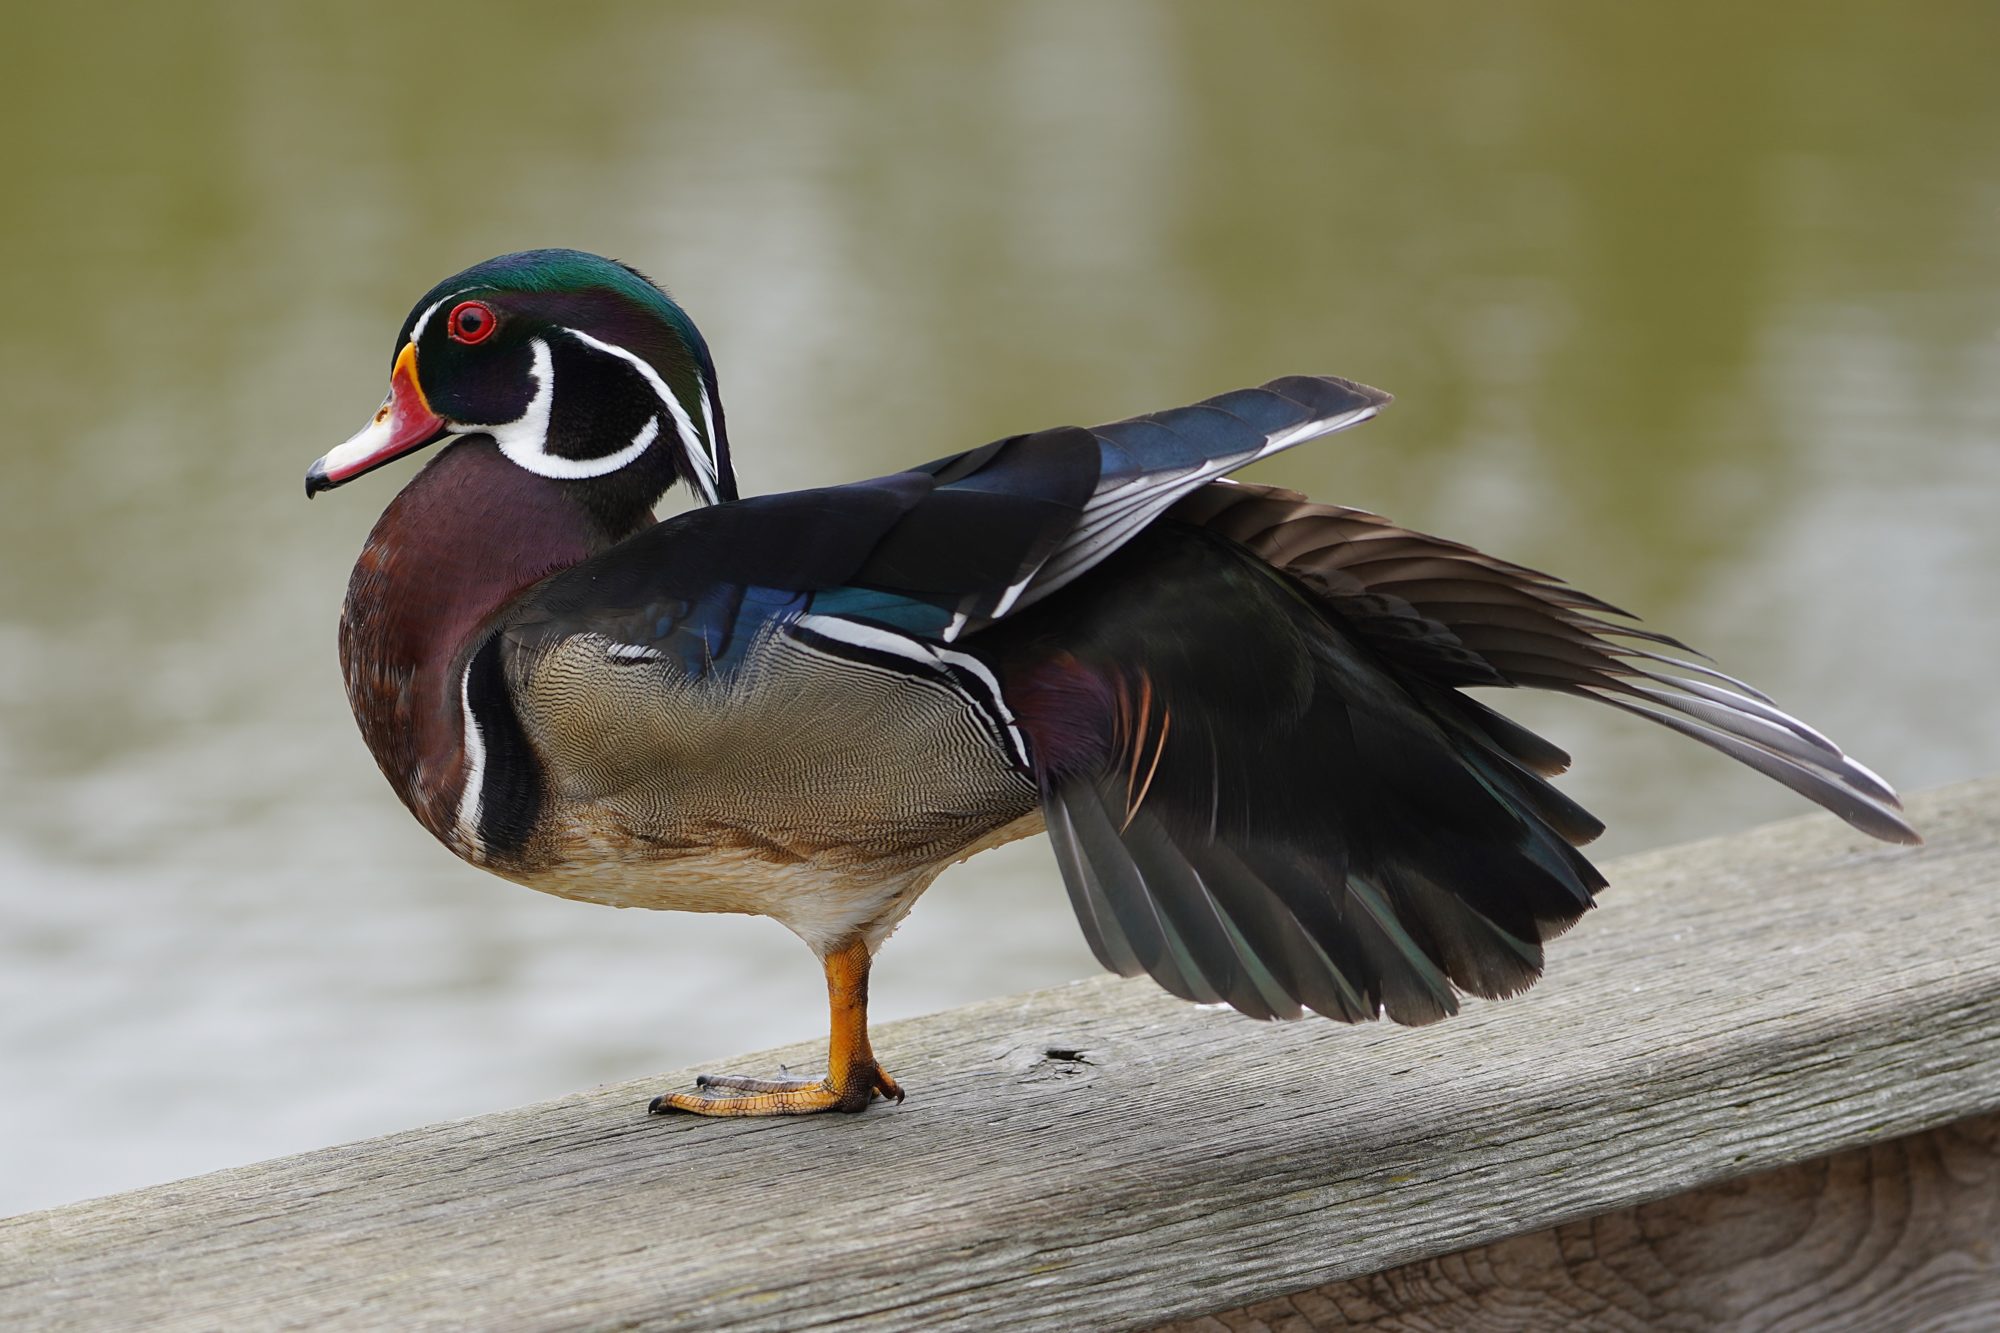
[4,779,1997,1331]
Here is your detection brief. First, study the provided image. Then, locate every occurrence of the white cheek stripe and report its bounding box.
[560,326,721,504]
[455,661,488,848]
[471,339,657,481]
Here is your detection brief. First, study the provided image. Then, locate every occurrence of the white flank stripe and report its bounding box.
[455,660,488,848]
[562,326,720,504]
[936,646,1031,766]
[606,642,664,661]
[794,614,936,668]
[795,615,1028,768]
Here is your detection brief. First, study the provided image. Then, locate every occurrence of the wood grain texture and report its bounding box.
[1157,1112,2000,1333]
[2,778,1997,1332]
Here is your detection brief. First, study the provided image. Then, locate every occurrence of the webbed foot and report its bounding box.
[648,1061,903,1116]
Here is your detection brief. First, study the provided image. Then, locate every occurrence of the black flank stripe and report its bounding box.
[465,635,543,859]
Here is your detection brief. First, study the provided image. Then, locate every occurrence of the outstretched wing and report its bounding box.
[990,490,1918,1030]
[1172,481,1917,845]
[978,479,1916,1029]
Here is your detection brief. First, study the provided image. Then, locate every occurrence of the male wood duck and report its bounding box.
[308,249,1919,1118]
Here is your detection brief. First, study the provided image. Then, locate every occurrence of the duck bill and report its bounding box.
[305,343,449,496]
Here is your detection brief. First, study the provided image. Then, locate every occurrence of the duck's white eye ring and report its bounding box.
[448,300,497,345]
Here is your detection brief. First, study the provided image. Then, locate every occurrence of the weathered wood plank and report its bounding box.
[1157,1112,2000,1332]
[2,778,1997,1332]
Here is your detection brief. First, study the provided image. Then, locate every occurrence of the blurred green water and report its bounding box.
[1,1,1995,1214]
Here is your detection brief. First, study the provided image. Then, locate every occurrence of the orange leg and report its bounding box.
[648,937,904,1117]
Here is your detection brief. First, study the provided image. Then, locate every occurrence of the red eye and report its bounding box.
[448,300,496,344]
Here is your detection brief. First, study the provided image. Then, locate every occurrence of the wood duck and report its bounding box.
[307,249,1919,1118]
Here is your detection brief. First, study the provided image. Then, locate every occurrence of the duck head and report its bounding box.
[306,248,737,512]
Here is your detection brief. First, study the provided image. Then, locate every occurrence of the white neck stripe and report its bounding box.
[697,371,723,495]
